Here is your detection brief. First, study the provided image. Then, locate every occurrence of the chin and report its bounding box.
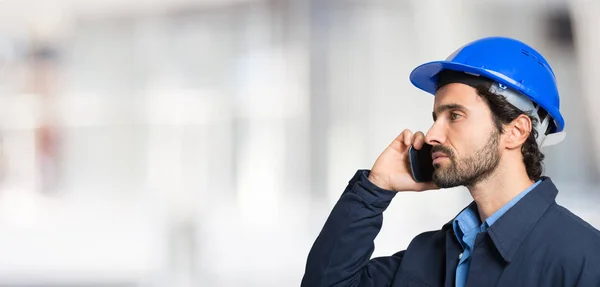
[433,162,447,170]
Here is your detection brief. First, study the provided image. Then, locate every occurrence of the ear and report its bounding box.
[504,114,532,149]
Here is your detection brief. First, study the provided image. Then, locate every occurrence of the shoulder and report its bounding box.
[526,204,600,281]
[546,204,600,245]
[535,203,600,259]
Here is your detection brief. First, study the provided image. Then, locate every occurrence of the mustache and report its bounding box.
[431,145,454,157]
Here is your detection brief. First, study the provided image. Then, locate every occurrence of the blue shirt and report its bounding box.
[453,180,541,287]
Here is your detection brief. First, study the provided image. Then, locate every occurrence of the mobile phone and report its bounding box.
[408,143,434,183]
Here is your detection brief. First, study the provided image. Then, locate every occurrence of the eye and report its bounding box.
[450,112,462,121]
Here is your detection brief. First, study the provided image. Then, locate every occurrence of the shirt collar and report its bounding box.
[452,203,480,249]
[443,176,558,263]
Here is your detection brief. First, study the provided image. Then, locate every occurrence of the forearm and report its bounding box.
[301,170,399,287]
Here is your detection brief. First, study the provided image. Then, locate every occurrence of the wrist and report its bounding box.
[350,170,398,208]
[367,172,393,191]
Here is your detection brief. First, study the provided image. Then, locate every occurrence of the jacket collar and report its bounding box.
[442,176,558,263]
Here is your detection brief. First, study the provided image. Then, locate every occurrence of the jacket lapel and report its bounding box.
[444,228,461,287]
[465,232,506,287]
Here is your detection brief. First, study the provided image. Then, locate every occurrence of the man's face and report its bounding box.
[426,83,502,188]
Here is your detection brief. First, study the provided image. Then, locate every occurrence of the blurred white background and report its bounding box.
[0,0,597,286]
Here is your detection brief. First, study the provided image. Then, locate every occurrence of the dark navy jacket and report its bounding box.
[301,170,600,287]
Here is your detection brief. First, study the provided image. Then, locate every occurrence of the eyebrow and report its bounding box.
[432,103,468,120]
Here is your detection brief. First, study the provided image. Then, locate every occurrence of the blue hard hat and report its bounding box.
[409,36,564,134]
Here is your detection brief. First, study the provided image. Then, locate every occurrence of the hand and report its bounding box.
[368,129,438,192]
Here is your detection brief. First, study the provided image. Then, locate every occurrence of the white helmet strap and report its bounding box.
[488,82,564,147]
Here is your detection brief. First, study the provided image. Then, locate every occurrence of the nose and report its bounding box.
[425,121,446,146]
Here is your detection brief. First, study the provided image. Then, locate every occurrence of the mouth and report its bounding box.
[432,152,450,164]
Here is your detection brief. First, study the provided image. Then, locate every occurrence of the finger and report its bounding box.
[390,131,406,150]
[391,129,410,147]
[403,129,413,146]
[412,131,426,150]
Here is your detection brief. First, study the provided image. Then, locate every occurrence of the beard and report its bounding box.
[431,129,501,188]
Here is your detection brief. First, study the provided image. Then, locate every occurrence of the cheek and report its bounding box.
[447,120,494,157]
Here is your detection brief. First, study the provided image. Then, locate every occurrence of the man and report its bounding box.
[301,37,600,287]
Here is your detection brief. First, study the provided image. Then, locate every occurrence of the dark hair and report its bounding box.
[474,86,545,181]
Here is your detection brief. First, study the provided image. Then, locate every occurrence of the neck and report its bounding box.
[467,159,535,222]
